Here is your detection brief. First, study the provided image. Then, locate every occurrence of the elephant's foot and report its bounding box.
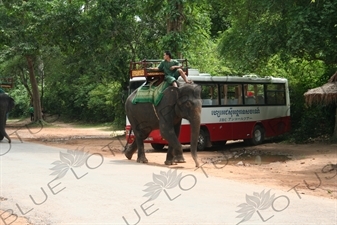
[3,134,10,143]
[137,157,148,163]
[174,155,186,163]
[124,150,134,160]
[164,160,177,165]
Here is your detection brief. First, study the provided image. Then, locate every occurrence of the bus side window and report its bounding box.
[257,95,265,104]
[202,99,212,105]
[201,84,218,106]
[221,84,241,105]
[243,83,266,105]
[244,84,256,105]
[245,96,256,104]
[255,84,265,105]
[266,84,285,105]
[201,85,210,99]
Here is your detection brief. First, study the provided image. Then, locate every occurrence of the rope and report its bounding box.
[152,104,159,120]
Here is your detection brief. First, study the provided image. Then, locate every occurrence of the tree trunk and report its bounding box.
[333,107,337,140]
[19,66,33,103]
[166,0,184,58]
[26,55,42,122]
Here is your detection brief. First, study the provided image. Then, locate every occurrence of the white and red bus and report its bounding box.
[126,71,291,150]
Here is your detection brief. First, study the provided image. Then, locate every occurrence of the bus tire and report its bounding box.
[151,143,165,151]
[197,129,208,151]
[246,125,265,145]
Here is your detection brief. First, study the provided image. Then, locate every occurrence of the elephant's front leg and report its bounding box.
[165,145,185,165]
[165,145,176,165]
[161,123,185,165]
[173,150,185,163]
[136,138,148,163]
[172,122,185,163]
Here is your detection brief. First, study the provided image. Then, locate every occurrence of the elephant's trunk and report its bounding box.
[189,109,201,167]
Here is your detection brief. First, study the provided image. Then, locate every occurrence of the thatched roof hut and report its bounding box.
[303,71,337,139]
[304,71,337,106]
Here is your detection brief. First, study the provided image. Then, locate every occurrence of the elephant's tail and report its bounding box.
[123,127,133,153]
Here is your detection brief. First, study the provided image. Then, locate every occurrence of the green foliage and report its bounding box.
[208,0,230,38]
[290,105,335,143]
[256,54,336,141]
[87,82,124,124]
[186,38,232,75]
[6,84,30,118]
[138,0,211,58]
[218,0,337,73]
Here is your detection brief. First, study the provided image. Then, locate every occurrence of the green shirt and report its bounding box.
[0,88,5,93]
[158,60,179,77]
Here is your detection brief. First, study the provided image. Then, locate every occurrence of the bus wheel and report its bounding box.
[151,143,165,151]
[197,129,208,151]
[246,125,265,145]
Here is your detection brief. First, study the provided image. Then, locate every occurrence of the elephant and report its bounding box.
[0,93,15,143]
[124,83,202,167]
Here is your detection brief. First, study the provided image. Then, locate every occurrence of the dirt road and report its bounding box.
[5,119,336,200]
[1,119,336,224]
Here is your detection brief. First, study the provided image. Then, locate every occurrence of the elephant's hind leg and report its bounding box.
[124,137,149,163]
[0,128,10,143]
[124,141,137,160]
[5,134,11,143]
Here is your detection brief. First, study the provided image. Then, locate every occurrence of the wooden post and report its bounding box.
[333,107,337,140]
[223,85,227,105]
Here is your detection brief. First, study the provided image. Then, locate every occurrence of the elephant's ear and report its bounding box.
[164,86,179,106]
[193,85,202,99]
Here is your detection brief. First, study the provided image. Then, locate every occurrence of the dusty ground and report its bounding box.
[1,118,337,224]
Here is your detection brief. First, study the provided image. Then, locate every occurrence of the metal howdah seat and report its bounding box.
[0,77,14,88]
[129,59,189,86]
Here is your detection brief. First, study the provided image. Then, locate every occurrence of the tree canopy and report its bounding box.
[218,0,337,72]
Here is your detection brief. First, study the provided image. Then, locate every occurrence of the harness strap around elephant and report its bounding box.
[152,104,159,120]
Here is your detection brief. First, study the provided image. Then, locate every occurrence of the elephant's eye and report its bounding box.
[184,100,192,107]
